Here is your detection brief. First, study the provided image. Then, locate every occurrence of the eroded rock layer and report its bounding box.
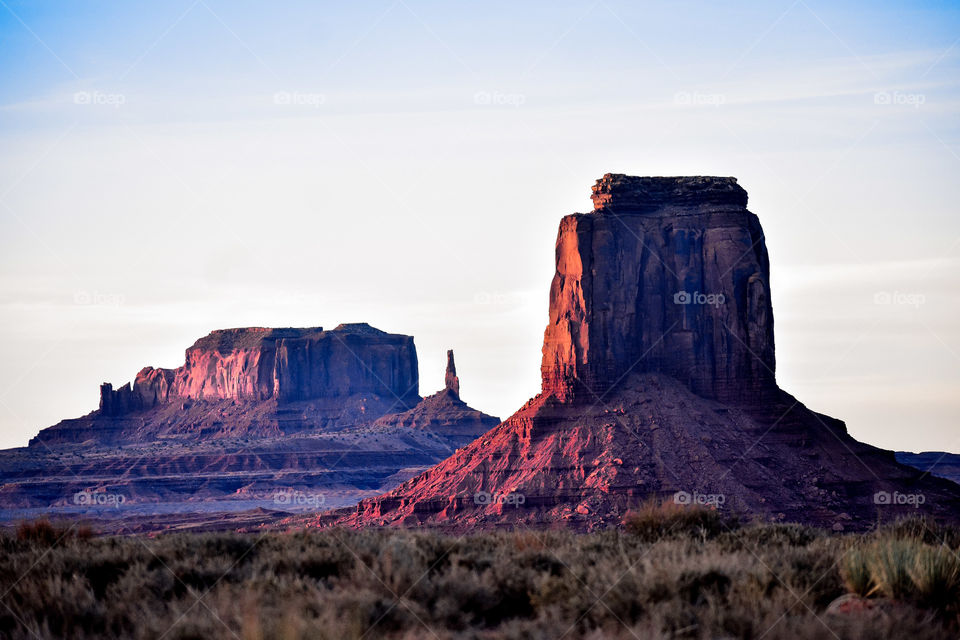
[344,373,960,530]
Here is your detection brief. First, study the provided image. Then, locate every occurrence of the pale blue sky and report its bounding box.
[1,0,958,451]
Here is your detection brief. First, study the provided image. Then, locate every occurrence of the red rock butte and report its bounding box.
[543,174,773,404]
[339,174,960,531]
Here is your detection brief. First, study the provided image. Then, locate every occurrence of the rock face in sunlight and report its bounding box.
[340,175,960,532]
[99,324,419,411]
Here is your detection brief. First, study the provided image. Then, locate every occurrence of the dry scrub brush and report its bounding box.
[0,511,957,639]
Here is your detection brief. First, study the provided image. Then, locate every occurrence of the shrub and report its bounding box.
[15,519,92,546]
[879,515,960,548]
[910,545,960,611]
[1,521,959,639]
[623,500,731,542]
[840,547,873,596]
[867,538,921,600]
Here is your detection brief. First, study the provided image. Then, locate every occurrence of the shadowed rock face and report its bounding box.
[542,174,775,404]
[339,175,960,532]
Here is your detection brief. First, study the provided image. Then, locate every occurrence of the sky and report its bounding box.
[0,0,958,452]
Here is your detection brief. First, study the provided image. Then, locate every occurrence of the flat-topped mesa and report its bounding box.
[543,174,775,404]
[590,174,748,214]
[98,324,419,413]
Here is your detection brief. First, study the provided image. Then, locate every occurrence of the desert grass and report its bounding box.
[0,509,957,639]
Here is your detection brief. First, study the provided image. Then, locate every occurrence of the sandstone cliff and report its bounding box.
[31,323,427,446]
[341,175,960,531]
[542,175,774,404]
[99,324,419,410]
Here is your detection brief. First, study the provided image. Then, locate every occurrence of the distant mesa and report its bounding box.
[341,174,960,531]
[1,325,500,517]
[32,323,428,445]
[32,324,498,446]
[98,323,416,416]
[896,452,960,487]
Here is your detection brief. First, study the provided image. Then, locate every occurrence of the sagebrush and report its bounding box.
[0,511,958,639]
